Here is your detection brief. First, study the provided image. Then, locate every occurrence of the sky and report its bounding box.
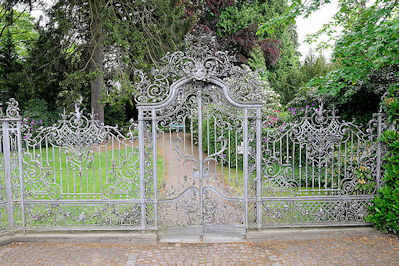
[296,1,339,61]
[29,1,339,62]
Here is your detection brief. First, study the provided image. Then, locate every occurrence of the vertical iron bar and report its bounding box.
[299,145,302,193]
[243,108,249,230]
[105,137,108,184]
[97,145,101,195]
[162,131,165,188]
[197,90,204,239]
[59,146,63,195]
[350,132,354,172]
[292,143,295,184]
[51,145,56,184]
[228,129,231,184]
[2,120,14,228]
[152,109,158,229]
[16,121,25,229]
[138,108,146,229]
[338,144,341,191]
[256,108,262,229]
[183,116,186,151]
[305,143,308,190]
[376,113,383,191]
[235,131,238,186]
[344,142,347,183]
[214,116,217,175]
[331,146,334,192]
[190,114,194,155]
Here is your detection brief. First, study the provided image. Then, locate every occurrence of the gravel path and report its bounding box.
[1,232,398,265]
[157,132,243,228]
[158,132,221,193]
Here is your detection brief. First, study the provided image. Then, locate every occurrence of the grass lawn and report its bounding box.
[219,162,341,197]
[20,145,163,200]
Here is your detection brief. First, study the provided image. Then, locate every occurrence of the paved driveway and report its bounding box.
[1,230,398,265]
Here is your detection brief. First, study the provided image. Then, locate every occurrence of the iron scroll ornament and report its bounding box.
[132,34,266,106]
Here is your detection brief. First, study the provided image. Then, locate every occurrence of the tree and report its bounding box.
[0,4,38,101]
[88,0,105,122]
[260,0,399,123]
[20,0,194,122]
[198,0,301,104]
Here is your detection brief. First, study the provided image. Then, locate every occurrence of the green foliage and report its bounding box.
[104,101,128,127]
[300,52,334,83]
[367,129,399,234]
[217,1,267,37]
[203,0,301,104]
[248,43,301,105]
[307,13,399,98]
[0,6,38,101]
[22,98,60,128]
[0,5,39,57]
[0,0,195,126]
[383,85,399,125]
[367,86,399,234]
[287,53,335,112]
[217,0,290,39]
[273,0,399,124]
[0,28,22,99]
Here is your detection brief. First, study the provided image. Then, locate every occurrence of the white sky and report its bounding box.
[296,1,339,61]
[29,1,339,62]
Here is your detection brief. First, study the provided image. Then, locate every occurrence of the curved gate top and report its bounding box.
[132,34,265,238]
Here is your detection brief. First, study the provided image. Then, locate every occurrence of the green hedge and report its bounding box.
[367,85,399,234]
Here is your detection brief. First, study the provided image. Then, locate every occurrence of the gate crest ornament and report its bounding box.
[133,33,266,105]
[290,103,355,167]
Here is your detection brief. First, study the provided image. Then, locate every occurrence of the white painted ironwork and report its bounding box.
[0,36,386,233]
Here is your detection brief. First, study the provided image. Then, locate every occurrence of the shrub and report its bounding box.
[22,98,60,127]
[366,129,399,234]
[367,85,399,234]
[104,101,128,127]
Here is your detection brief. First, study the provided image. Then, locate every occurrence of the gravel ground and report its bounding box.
[0,232,399,265]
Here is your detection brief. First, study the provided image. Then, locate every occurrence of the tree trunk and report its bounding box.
[89,0,104,122]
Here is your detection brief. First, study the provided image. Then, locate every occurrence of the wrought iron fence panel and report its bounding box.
[0,98,157,230]
[255,104,385,227]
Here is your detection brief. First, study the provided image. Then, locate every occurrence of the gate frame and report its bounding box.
[136,76,263,232]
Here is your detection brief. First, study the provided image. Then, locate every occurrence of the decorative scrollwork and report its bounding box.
[133,33,264,105]
[22,103,125,148]
[4,98,21,118]
[289,103,361,167]
[294,200,370,223]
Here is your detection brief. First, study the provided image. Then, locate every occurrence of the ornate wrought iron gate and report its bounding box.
[137,79,262,236]
[0,35,385,234]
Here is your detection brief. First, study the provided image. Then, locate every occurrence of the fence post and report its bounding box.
[256,108,262,229]
[138,108,146,229]
[152,109,158,229]
[16,120,25,229]
[243,108,249,230]
[376,112,383,191]
[2,120,14,229]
